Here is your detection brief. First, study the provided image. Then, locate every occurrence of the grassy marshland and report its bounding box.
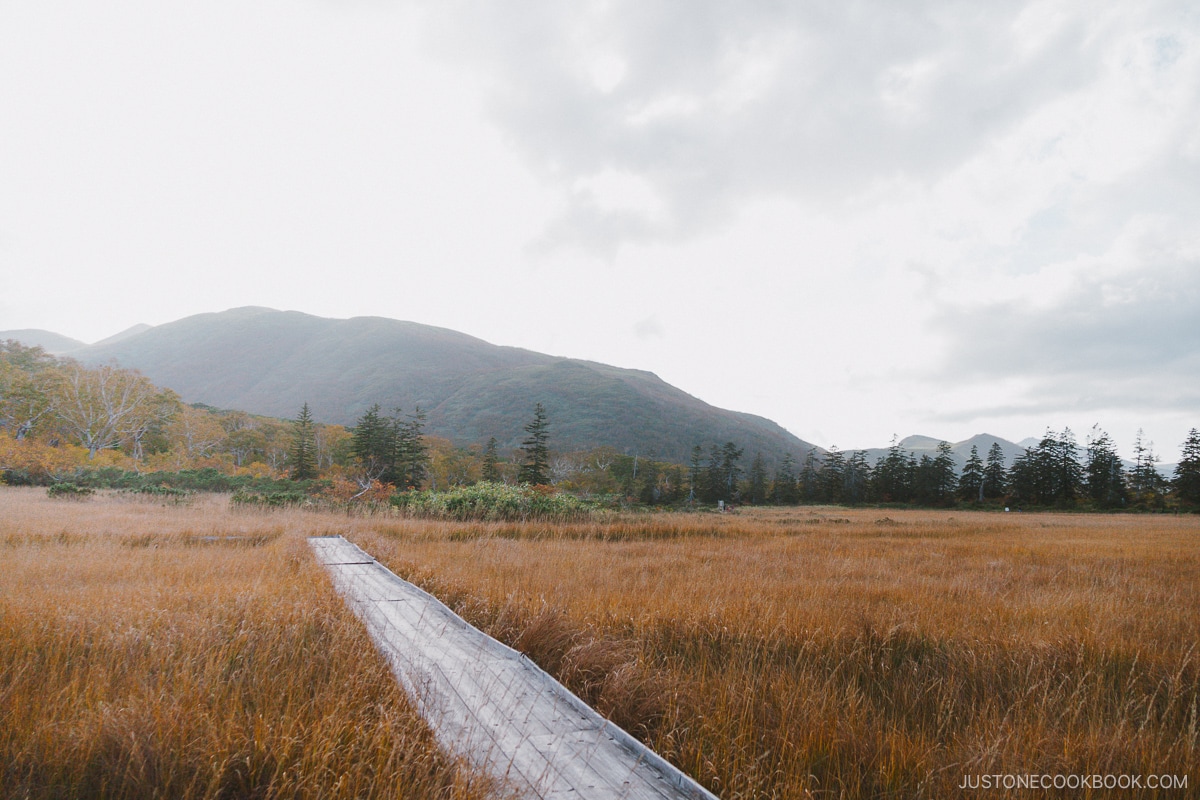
[3,490,1197,798]
[352,507,1200,799]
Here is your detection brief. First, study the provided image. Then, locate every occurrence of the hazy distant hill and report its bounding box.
[25,307,818,464]
[0,329,87,355]
[91,323,153,348]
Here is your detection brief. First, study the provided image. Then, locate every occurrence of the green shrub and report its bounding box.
[230,488,312,509]
[122,484,193,503]
[47,483,95,500]
[389,482,595,521]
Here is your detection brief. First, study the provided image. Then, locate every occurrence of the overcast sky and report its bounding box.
[2,1,1197,460]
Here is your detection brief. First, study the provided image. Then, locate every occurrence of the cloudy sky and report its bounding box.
[2,1,1197,459]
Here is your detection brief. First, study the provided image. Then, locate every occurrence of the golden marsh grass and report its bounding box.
[353,507,1200,798]
[0,489,497,800]
[4,490,1197,798]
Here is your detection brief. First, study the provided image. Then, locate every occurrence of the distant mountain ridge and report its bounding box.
[0,329,87,354]
[2,308,819,465]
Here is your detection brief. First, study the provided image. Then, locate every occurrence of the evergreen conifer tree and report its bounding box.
[1085,425,1126,507]
[395,407,429,490]
[1052,427,1084,502]
[290,403,317,481]
[703,444,724,503]
[1007,446,1042,506]
[481,436,501,482]
[1173,428,1200,505]
[819,447,846,503]
[912,454,937,504]
[1129,429,1164,504]
[746,452,768,504]
[687,445,705,503]
[983,442,1007,499]
[930,441,958,504]
[517,403,550,485]
[719,442,744,500]
[350,404,398,484]
[771,453,798,505]
[872,436,913,503]
[960,444,984,502]
[799,450,820,502]
[843,450,872,504]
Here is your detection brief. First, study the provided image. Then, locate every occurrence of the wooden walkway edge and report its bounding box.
[310,536,719,800]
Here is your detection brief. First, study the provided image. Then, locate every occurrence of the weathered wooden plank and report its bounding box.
[310,536,718,800]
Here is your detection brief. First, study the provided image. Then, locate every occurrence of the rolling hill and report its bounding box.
[4,307,819,465]
[0,329,87,355]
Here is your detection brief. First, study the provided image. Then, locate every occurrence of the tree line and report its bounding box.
[6,339,1199,510]
[1,341,341,480]
[681,427,1200,511]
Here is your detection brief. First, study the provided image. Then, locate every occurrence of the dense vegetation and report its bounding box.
[789,427,1200,511]
[4,340,1199,513]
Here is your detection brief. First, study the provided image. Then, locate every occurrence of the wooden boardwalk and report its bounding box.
[310,536,718,800]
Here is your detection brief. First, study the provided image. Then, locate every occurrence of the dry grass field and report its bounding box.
[0,488,497,800]
[351,507,1200,799]
[3,489,1198,799]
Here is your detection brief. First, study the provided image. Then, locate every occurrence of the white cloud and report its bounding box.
[2,0,1198,460]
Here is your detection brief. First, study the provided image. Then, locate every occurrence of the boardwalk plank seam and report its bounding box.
[310,536,719,800]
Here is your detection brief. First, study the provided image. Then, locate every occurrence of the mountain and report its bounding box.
[854,433,1028,469]
[91,323,153,348]
[28,307,818,465]
[0,329,87,355]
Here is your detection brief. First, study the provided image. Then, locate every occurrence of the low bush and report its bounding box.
[46,483,94,500]
[122,484,193,503]
[230,488,313,509]
[390,482,596,521]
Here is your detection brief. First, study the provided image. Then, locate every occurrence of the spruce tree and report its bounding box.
[799,449,820,502]
[1085,425,1126,507]
[960,444,985,502]
[703,444,724,503]
[1129,429,1164,503]
[931,441,958,504]
[351,404,397,484]
[290,403,317,481]
[1052,427,1084,502]
[1007,449,1035,505]
[395,407,429,490]
[983,442,1007,499]
[746,452,768,504]
[481,437,501,482]
[517,403,550,485]
[819,447,846,503]
[720,442,744,500]
[872,436,913,503]
[771,453,798,505]
[687,445,704,503]
[1173,428,1200,505]
[843,450,872,504]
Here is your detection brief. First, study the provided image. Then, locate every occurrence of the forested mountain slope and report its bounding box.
[23,307,818,464]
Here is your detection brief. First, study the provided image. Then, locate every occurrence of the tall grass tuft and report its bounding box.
[390,481,596,522]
